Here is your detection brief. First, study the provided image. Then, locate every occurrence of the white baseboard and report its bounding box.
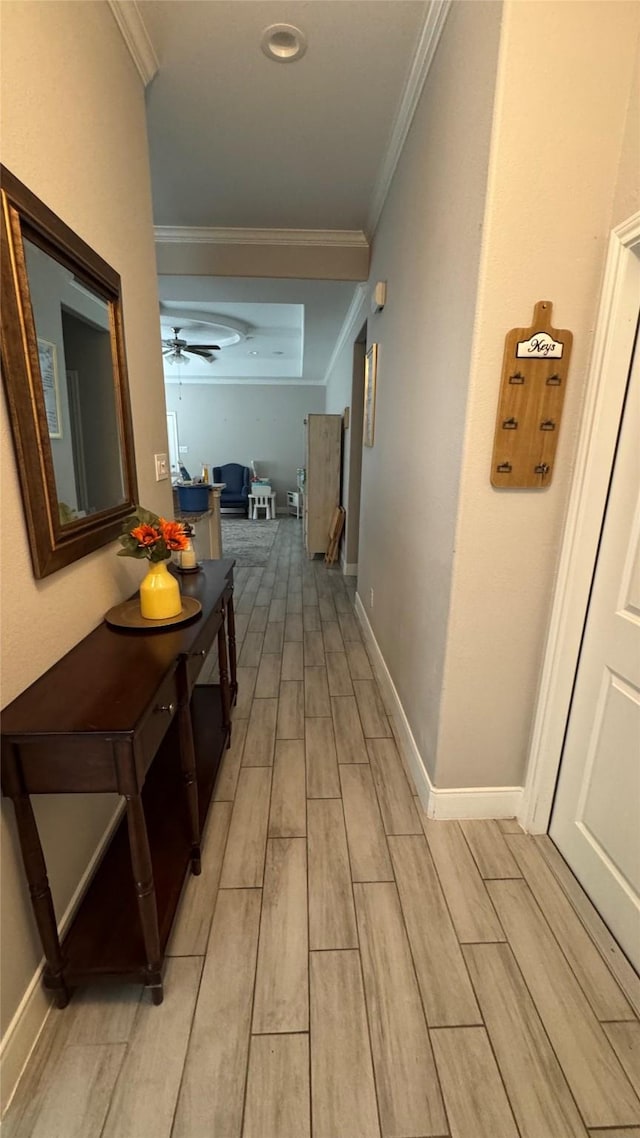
[0,800,125,1114]
[354,591,433,807]
[342,561,358,576]
[426,783,524,820]
[0,973,52,1117]
[353,593,523,821]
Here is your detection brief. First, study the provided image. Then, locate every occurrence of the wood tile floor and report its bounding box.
[5,517,640,1137]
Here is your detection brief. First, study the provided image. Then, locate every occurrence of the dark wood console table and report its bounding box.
[1,559,237,1007]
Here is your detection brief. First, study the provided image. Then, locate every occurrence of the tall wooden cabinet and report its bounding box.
[304,413,342,556]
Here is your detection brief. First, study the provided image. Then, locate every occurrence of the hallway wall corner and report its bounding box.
[354,593,523,821]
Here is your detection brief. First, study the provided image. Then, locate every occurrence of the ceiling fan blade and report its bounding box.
[185,343,221,350]
[188,349,216,361]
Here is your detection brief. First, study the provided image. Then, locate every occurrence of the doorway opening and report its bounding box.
[166,411,180,479]
[342,321,367,578]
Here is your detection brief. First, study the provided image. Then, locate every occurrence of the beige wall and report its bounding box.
[0,0,169,1058]
[324,295,368,567]
[156,239,369,280]
[436,1,640,789]
[327,0,503,776]
[327,0,639,797]
[165,382,325,502]
[612,28,640,228]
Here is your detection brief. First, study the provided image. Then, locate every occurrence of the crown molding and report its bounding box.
[108,1,159,87]
[322,283,368,385]
[366,0,451,236]
[154,226,369,249]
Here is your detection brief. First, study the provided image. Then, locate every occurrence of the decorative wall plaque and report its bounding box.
[490,301,573,488]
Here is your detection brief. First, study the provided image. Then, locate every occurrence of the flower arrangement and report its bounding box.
[117,506,189,563]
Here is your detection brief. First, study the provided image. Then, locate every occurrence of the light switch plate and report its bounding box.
[154,453,169,481]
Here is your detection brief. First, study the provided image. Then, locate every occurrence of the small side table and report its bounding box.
[287,490,302,519]
[249,491,276,520]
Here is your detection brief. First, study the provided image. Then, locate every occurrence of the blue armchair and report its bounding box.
[214,463,251,514]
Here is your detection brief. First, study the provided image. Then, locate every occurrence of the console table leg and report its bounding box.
[218,616,232,746]
[125,794,163,1002]
[177,666,201,875]
[226,591,238,705]
[11,792,69,1007]
[150,984,164,1006]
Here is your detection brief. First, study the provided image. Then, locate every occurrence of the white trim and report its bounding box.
[354,592,432,805]
[154,226,369,249]
[427,784,524,821]
[108,1,159,86]
[522,211,640,834]
[0,976,51,1119]
[366,0,451,236]
[0,802,125,1113]
[322,284,368,385]
[164,378,323,388]
[342,562,358,577]
[354,593,523,820]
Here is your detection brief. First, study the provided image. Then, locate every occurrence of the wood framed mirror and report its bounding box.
[0,166,138,578]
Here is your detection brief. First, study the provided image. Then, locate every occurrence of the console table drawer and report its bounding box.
[4,669,179,796]
[134,669,179,783]
[184,605,223,691]
[10,737,123,795]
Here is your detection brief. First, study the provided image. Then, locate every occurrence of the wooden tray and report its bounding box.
[104,596,202,631]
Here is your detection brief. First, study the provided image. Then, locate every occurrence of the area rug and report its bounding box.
[220,518,280,567]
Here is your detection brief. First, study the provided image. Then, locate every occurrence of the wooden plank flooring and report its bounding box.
[4,517,640,1138]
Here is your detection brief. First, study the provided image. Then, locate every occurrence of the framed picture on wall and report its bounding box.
[37,338,62,438]
[363,342,378,447]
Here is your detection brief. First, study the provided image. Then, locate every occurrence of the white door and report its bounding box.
[550,327,640,969]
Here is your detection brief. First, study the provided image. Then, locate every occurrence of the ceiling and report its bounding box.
[132,0,436,383]
[158,276,360,384]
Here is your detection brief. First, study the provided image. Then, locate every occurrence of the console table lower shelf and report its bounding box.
[54,686,225,994]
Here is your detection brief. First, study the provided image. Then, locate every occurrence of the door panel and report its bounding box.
[580,673,640,892]
[550,327,640,970]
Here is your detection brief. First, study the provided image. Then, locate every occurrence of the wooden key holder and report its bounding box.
[491,301,573,488]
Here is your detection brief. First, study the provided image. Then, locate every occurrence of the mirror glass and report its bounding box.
[23,239,127,523]
[0,166,138,578]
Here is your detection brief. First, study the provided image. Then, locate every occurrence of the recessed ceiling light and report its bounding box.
[249,350,259,356]
[261,23,307,63]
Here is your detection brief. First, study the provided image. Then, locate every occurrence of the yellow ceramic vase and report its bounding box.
[139,560,182,620]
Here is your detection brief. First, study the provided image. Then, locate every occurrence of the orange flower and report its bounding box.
[159,518,188,551]
[130,523,160,548]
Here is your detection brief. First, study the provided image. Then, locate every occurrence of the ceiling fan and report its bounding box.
[162,327,221,364]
